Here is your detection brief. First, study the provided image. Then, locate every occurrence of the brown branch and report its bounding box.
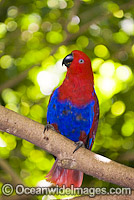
[63,0,81,33]
[1,194,33,200]
[0,67,31,93]
[0,158,34,200]
[120,0,134,10]
[67,0,81,22]
[118,151,134,162]
[0,158,23,186]
[68,193,134,200]
[80,0,134,21]
[0,105,134,189]
[0,64,41,93]
[0,0,4,8]
[63,0,134,45]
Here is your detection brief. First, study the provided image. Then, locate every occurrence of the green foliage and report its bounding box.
[0,0,134,199]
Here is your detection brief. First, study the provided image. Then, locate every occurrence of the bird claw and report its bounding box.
[73,141,85,153]
[44,123,55,133]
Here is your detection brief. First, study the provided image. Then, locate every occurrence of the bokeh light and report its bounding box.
[7,6,18,18]
[111,101,126,116]
[94,45,110,59]
[97,77,116,97]
[0,55,13,69]
[121,122,134,137]
[0,23,7,38]
[113,10,124,18]
[116,65,132,81]
[37,70,60,95]
[89,24,100,36]
[46,31,63,44]
[92,58,104,71]
[71,16,80,25]
[28,23,39,32]
[120,18,134,35]
[99,61,115,77]
[7,21,17,32]
[0,137,7,147]
[106,2,119,13]
[67,23,79,33]
[113,31,129,44]
[76,36,89,48]
[37,59,66,95]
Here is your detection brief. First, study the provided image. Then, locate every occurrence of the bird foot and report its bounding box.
[44,123,55,133]
[73,141,85,153]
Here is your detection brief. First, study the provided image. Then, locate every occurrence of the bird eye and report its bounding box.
[79,59,84,64]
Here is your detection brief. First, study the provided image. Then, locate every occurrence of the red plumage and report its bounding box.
[58,50,94,107]
[46,159,83,187]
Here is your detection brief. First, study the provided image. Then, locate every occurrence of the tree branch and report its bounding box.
[0,158,23,186]
[0,105,134,189]
[0,158,35,200]
[0,65,39,93]
[67,0,81,22]
[118,152,134,162]
[68,193,134,200]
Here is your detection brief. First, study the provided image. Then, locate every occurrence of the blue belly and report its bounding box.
[47,88,95,142]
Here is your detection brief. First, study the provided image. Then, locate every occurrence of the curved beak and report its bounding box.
[62,53,73,67]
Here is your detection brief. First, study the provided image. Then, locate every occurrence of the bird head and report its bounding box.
[62,50,93,83]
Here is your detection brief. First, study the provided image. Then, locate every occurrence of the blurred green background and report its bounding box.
[0,0,134,199]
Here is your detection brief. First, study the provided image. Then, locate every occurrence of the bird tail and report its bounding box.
[45,159,83,188]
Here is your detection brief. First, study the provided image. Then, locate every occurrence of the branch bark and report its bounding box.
[0,158,35,200]
[0,158,23,186]
[0,105,134,189]
[0,65,39,93]
[68,193,134,200]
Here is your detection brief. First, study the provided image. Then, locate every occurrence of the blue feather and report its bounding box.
[47,88,95,146]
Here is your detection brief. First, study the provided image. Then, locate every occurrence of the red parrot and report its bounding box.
[45,50,99,187]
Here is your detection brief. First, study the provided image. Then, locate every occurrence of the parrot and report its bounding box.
[45,50,99,188]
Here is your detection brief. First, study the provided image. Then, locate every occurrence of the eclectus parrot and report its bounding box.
[45,50,99,187]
